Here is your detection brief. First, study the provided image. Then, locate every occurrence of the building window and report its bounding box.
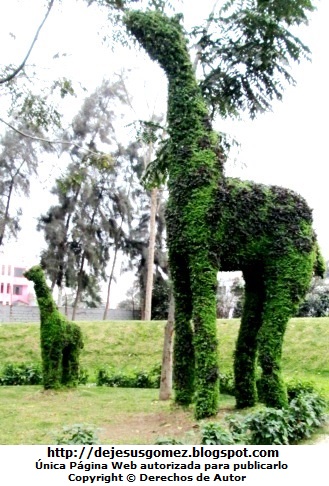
[7,283,10,294]
[14,268,24,278]
[14,286,23,295]
[8,265,11,276]
[1,265,5,276]
[0,283,3,293]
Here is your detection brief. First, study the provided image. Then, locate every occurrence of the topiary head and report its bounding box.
[24,265,54,304]
[24,265,46,283]
[124,10,190,76]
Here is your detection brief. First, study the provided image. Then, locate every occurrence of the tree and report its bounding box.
[232,278,245,318]
[38,78,134,316]
[134,118,166,321]
[195,0,315,119]
[0,126,52,246]
[0,1,80,232]
[117,281,141,314]
[0,0,79,247]
[159,280,174,400]
[85,0,315,121]
[216,275,244,318]
[0,0,55,85]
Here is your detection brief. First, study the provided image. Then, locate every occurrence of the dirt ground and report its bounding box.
[98,410,329,445]
[99,410,199,444]
[98,403,236,445]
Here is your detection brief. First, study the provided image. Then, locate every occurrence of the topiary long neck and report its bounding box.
[125,11,224,188]
[26,267,57,320]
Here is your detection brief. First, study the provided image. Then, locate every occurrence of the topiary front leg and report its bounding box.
[190,251,219,419]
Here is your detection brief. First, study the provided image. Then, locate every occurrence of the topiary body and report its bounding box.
[24,265,84,389]
[124,11,324,418]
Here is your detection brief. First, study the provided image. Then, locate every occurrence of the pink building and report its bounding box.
[0,262,34,306]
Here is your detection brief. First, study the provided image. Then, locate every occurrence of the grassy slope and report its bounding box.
[0,317,328,384]
[0,317,328,444]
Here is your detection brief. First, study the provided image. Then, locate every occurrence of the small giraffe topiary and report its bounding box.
[125,11,325,419]
[24,265,84,389]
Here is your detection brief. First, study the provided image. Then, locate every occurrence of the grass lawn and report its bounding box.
[0,386,236,444]
[0,317,328,444]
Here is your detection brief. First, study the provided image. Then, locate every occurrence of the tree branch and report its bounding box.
[0,116,106,158]
[192,0,221,73]
[0,0,55,85]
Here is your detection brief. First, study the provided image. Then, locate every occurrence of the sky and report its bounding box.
[0,0,328,305]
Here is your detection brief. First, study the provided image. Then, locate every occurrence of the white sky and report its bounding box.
[0,0,328,305]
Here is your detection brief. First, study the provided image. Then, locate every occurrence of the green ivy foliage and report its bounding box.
[126,10,221,420]
[24,266,84,389]
[124,10,323,419]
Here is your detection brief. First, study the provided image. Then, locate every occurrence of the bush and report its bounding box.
[96,364,161,389]
[243,408,290,445]
[0,363,88,386]
[55,424,99,445]
[226,415,250,444]
[219,372,235,396]
[286,380,317,401]
[287,392,327,443]
[78,367,89,385]
[0,363,42,385]
[229,384,328,445]
[201,422,235,445]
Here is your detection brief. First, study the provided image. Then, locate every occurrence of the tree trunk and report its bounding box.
[144,186,158,321]
[159,285,175,400]
[0,161,25,247]
[72,252,85,321]
[57,285,63,307]
[0,179,14,247]
[103,243,119,320]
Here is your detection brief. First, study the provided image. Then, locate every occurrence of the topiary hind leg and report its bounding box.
[257,252,315,408]
[234,268,264,409]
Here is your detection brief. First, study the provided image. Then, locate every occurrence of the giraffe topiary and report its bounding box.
[24,265,84,389]
[125,11,324,419]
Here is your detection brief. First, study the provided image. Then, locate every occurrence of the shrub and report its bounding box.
[286,380,317,401]
[243,408,290,445]
[219,371,235,396]
[0,363,42,385]
[201,422,235,445]
[55,424,99,445]
[232,384,328,445]
[226,415,250,444]
[78,367,89,385]
[0,362,88,386]
[96,364,161,389]
[287,392,327,443]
